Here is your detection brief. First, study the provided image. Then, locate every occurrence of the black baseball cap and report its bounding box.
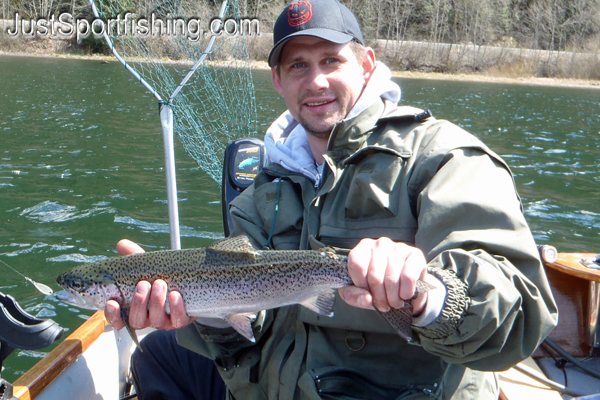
[268,0,364,67]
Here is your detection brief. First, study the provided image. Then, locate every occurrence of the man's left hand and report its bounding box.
[339,237,428,315]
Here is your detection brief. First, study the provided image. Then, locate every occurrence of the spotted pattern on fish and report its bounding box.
[56,236,434,343]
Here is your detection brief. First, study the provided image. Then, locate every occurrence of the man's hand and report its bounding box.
[104,239,194,331]
[339,238,428,315]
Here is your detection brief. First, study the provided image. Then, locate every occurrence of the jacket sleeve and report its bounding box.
[409,123,558,370]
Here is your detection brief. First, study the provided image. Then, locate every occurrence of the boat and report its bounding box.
[499,251,600,399]
[1,139,598,399]
[1,251,598,400]
[7,311,153,400]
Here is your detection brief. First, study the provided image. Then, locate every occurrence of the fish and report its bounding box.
[56,236,435,344]
[238,156,259,169]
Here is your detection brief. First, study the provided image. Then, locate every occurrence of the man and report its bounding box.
[107,0,558,398]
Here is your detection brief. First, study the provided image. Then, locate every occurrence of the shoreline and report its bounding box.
[391,70,600,90]
[2,49,600,90]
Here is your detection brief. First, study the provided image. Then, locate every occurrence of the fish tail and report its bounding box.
[415,279,436,294]
[377,279,437,341]
[377,307,413,341]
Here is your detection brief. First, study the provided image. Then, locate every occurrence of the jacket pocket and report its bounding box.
[216,346,268,400]
[298,367,440,400]
[253,179,303,249]
[344,151,405,220]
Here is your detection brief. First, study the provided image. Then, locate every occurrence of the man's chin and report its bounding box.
[305,129,332,139]
[298,118,341,140]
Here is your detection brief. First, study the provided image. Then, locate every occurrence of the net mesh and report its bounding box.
[92,0,258,188]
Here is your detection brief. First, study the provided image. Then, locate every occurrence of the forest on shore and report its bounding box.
[1,0,599,80]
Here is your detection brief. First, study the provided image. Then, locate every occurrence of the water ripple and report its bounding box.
[525,199,599,227]
[114,216,224,240]
[17,350,48,359]
[2,242,50,257]
[544,149,567,154]
[20,200,115,223]
[47,254,109,263]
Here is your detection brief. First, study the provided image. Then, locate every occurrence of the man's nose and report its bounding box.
[306,66,329,90]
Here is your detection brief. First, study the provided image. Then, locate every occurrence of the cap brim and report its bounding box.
[268,29,354,67]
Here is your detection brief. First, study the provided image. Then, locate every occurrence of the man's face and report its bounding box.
[272,36,374,139]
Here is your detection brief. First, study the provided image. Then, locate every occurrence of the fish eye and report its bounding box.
[72,278,86,291]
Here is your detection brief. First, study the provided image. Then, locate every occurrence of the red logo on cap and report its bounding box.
[288,1,312,27]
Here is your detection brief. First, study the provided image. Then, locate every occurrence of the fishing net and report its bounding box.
[88,0,258,248]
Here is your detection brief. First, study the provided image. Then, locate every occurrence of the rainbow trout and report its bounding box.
[56,236,434,344]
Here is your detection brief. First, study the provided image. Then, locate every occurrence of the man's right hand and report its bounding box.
[104,239,194,331]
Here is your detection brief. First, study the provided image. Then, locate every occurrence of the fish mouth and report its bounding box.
[55,289,94,309]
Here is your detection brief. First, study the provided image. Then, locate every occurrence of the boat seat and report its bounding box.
[0,292,64,365]
[0,291,64,399]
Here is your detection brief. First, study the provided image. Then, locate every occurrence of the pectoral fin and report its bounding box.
[300,290,336,317]
[120,307,142,351]
[226,313,257,342]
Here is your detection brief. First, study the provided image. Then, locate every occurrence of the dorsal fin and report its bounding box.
[207,236,260,259]
[317,246,336,254]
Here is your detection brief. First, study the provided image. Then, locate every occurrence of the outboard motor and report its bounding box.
[0,292,63,400]
[222,138,266,237]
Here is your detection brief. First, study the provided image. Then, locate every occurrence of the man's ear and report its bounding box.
[361,47,376,81]
[272,67,284,96]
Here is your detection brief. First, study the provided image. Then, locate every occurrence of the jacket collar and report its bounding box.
[325,99,386,165]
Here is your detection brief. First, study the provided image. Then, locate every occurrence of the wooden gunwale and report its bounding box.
[11,310,108,400]
[540,252,598,357]
[545,253,600,282]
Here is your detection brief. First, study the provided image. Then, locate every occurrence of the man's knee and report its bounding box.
[130,330,227,400]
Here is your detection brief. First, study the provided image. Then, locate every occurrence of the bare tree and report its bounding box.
[561,0,600,49]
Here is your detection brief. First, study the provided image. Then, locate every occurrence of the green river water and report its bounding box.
[0,55,599,382]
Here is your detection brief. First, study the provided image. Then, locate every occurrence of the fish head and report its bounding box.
[56,265,123,310]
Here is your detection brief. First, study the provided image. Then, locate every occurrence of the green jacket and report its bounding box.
[178,100,558,399]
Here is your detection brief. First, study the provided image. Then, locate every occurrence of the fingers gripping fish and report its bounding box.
[56,236,435,345]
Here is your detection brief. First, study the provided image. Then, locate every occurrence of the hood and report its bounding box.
[264,62,401,182]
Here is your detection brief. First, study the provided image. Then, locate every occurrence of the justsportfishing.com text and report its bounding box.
[5,13,261,43]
